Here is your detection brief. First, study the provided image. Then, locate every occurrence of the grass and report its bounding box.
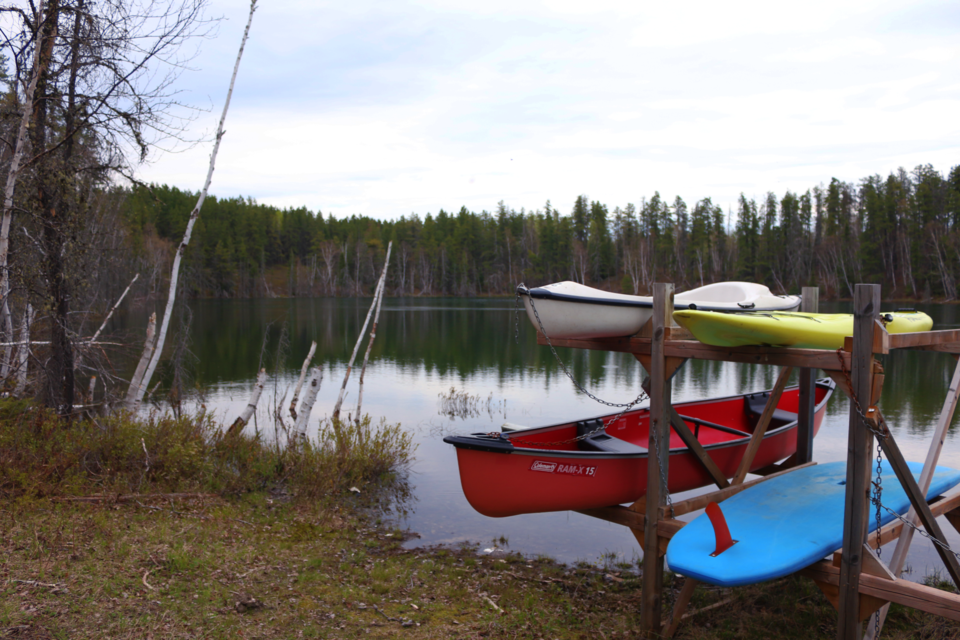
[1,401,959,638]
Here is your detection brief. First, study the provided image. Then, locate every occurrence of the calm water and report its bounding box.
[111,297,960,578]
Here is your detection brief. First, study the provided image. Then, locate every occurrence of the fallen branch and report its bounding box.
[142,570,155,590]
[482,595,504,613]
[10,579,68,593]
[53,492,216,503]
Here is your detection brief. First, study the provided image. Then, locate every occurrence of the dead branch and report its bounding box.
[90,273,139,343]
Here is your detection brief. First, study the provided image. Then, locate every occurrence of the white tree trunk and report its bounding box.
[289,340,317,419]
[332,242,392,420]
[91,273,138,343]
[355,245,392,422]
[124,312,157,409]
[228,367,266,433]
[293,367,322,439]
[128,0,257,409]
[13,303,34,397]
[0,0,48,379]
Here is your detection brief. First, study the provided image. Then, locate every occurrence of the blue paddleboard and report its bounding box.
[665,461,960,587]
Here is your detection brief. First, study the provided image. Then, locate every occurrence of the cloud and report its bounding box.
[137,0,960,220]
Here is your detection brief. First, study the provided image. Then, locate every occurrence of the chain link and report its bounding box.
[506,285,649,448]
[649,416,674,516]
[515,284,672,513]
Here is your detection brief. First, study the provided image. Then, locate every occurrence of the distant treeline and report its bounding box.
[123,163,960,300]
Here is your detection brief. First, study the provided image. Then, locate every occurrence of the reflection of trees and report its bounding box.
[108,299,960,446]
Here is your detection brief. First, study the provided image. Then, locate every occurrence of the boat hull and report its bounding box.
[446,380,834,518]
[673,310,934,349]
[519,281,802,339]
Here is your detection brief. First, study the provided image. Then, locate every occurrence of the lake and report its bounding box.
[111,297,960,578]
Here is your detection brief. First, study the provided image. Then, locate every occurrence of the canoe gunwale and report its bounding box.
[518,285,802,313]
[444,379,836,460]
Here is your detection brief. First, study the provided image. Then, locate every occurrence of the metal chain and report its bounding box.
[649,416,674,516]
[505,284,648,447]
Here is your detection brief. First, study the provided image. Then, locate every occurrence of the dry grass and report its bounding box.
[1,402,958,638]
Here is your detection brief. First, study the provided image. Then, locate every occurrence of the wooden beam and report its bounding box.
[641,283,672,638]
[842,319,890,354]
[837,283,879,640]
[802,560,960,623]
[873,409,960,589]
[639,375,729,491]
[668,406,730,490]
[797,287,819,465]
[663,577,698,638]
[868,355,960,638]
[536,332,852,371]
[666,462,817,518]
[732,366,794,485]
[946,508,960,535]
[887,328,960,351]
[635,354,687,383]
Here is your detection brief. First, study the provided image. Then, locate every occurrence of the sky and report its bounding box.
[137,0,960,221]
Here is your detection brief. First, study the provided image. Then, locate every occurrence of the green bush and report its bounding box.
[0,401,414,501]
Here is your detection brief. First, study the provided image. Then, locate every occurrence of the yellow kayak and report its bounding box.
[673,310,933,350]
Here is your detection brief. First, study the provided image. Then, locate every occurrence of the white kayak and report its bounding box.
[517,281,801,339]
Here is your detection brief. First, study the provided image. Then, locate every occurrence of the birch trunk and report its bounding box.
[0,0,48,379]
[293,367,322,440]
[354,244,392,422]
[91,273,138,343]
[289,340,317,419]
[13,304,33,397]
[228,367,266,434]
[332,242,392,420]
[127,0,257,409]
[124,312,156,408]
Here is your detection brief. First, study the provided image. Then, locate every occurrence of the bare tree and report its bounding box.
[1,0,215,412]
[128,0,257,409]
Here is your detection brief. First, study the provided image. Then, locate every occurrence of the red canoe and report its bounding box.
[444,379,835,517]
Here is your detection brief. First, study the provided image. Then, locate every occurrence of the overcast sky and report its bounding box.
[138,0,960,221]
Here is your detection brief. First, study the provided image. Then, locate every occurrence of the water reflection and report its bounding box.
[109,298,960,577]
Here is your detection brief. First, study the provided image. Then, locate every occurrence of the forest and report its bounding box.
[120,162,960,302]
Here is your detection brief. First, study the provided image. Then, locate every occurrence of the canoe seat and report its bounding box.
[576,419,647,454]
[744,391,798,427]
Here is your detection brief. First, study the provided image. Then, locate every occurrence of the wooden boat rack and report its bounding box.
[537,283,960,639]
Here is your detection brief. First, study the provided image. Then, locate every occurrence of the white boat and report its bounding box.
[517,281,801,339]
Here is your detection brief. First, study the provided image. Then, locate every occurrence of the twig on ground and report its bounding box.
[10,579,68,593]
[142,570,155,590]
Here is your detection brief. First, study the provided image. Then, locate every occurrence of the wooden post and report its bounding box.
[641,283,672,638]
[797,286,819,464]
[837,284,880,640]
